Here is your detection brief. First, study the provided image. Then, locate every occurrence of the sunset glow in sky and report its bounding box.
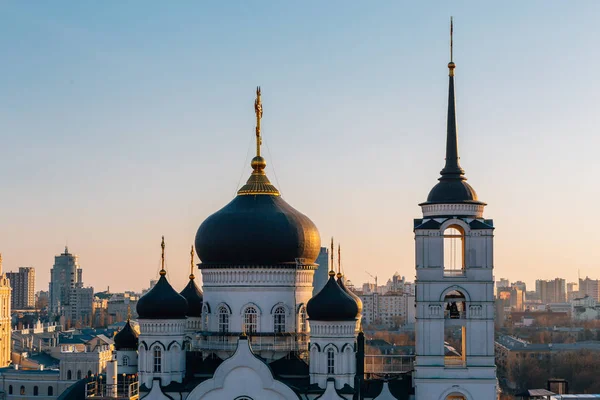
[1,2,599,292]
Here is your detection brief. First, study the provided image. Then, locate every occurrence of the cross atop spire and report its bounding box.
[237,87,280,196]
[328,237,335,277]
[255,86,263,158]
[189,245,195,280]
[160,236,166,276]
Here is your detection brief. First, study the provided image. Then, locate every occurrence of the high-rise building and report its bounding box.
[536,278,566,304]
[579,277,600,302]
[50,247,82,316]
[413,36,498,399]
[0,255,12,367]
[6,267,35,309]
[49,247,93,324]
[312,247,329,296]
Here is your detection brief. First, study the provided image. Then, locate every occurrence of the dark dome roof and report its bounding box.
[136,274,188,320]
[307,273,359,321]
[338,275,363,314]
[195,194,321,266]
[180,278,203,317]
[423,177,484,204]
[114,320,138,350]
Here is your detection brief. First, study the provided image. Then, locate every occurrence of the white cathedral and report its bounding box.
[109,36,499,400]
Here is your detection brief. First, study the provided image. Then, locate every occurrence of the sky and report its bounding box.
[1,1,599,293]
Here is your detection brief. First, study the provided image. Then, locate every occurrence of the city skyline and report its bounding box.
[2,2,600,292]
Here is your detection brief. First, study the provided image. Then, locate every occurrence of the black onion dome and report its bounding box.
[114,320,138,350]
[424,178,484,204]
[180,278,203,317]
[307,273,359,321]
[338,275,363,314]
[195,194,321,266]
[136,274,188,319]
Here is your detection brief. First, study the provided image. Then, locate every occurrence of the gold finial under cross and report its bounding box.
[160,236,166,276]
[255,86,263,157]
[189,245,195,280]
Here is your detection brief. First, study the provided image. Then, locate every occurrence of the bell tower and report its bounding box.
[413,19,498,400]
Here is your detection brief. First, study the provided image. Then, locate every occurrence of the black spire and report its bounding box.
[440,59,465,179]
[421,18,484,206]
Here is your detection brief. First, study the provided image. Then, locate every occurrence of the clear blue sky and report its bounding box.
[1,1,599,292]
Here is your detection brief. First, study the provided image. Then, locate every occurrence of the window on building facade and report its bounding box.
[20,386,25,395]
[8,385,12,394]
[274,306,285,333]
[67,370,72,380]
[243,307,258,334]
[327,348,335,374]
[443,226,465,272]
[48,387,53,396]
[123,355,129,366]
[77,370,82,380]
[34,386,38,396]
[218,306,229,333]
[299,306,307,333]
[153,347,162,373]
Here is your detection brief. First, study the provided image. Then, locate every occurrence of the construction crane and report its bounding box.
[365,271,378,288]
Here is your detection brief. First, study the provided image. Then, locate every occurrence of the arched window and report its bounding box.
[87,370,92,378]
[153,347,162,373]
[48,387,54,396]
[34,386,39,396]
[443,226,465,273]
[299,306,307,333]
[8,385,12,394]
[67,370,72,380]
[77,370,82,380]
[327,348,335,374]
[123,355,129,366]
[243,307,258,334]
[218,306,230,333]
[274,306,286,333]
[20,386,25,395]
[202,304,210,330]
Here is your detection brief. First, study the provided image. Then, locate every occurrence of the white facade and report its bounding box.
[413,215,498,400]
[138,318,186,388]
[199,266,314,360]
[309,320,358,389]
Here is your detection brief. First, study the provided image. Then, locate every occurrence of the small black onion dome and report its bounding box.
[195,195,321,266]
[180,278,203,318]
[423,177,485,205]
[114,320,138,350]
[307,272,359,321]
[136,274,188,319]
[337,274,363,314]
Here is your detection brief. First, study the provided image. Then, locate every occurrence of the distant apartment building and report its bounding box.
[359,291,415,328]
[65,286,94,325]
[106,292,139,322]
[0,256,11,367]
[579,277,600,302]
[312,247,329,296]
[49,247,94,324]
[6,267,35,309]
[567,281,580,301]
[536,278,566,304]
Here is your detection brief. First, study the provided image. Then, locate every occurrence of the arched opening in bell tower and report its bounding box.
[443,290,467,367]
[443,225,465,275]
